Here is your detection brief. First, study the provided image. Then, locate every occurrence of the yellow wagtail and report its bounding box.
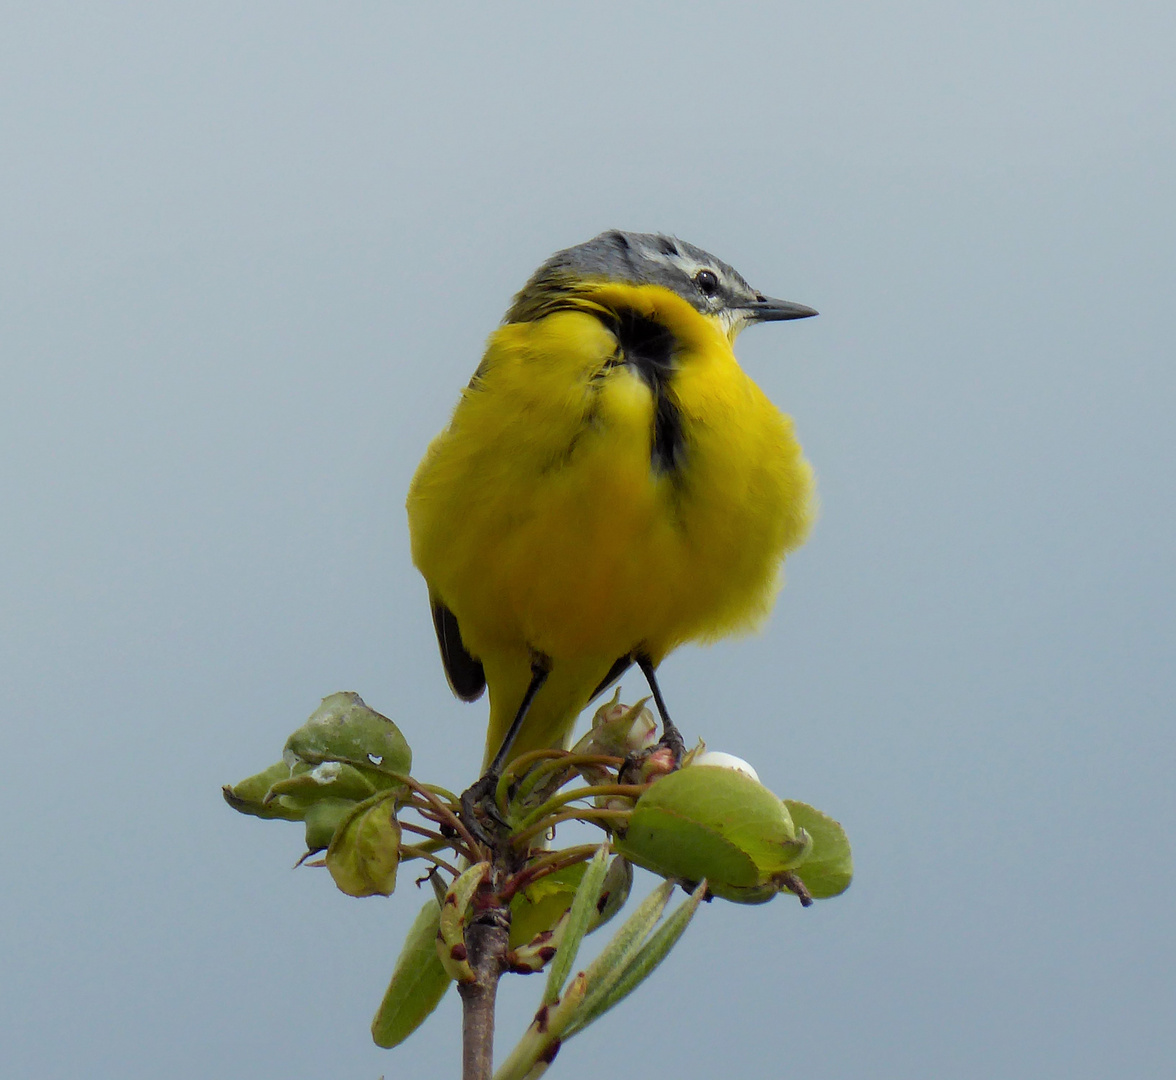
[407,230,817,820]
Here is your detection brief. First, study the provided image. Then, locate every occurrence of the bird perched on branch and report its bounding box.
[407,230,817,810]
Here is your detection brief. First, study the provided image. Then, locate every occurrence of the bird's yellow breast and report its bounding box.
[407,284,814,669]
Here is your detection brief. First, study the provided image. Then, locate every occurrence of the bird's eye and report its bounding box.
[694,269,719,297]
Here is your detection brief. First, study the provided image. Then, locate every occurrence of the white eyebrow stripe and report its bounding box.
[640,245,700,274]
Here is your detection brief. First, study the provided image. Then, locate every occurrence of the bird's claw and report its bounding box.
[657,720,685,765]
[459,773,510,851]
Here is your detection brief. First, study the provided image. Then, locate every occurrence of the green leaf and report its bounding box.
[593,854,633,930]
[509,855,632,949]
[783,800,853,899]
[371,898,452,1048]
[325,790,402,897]
[285,692,411,777]
[620,802,759,887]
[302,797,359,853]
[543,844,609,1005]
[437,861,490,983]
[492,972,588,1080]
[571,880,674,1016]
[222,761,300,820]
[566,880,707,1037]
[510,863,586,949]
[616,766,805,901]
[269,761,387,805]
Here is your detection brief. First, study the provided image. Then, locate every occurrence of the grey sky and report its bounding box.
[2,4,1173,1078]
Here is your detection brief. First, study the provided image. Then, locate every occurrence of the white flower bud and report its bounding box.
[690,751,759,782]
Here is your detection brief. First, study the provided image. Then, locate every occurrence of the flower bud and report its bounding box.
[639,746,678,783]
[690,750,759,782]
[572,691,659,756]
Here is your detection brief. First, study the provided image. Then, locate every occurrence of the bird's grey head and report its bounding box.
[505,229,817,331]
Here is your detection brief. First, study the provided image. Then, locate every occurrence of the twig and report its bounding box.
[400,821,452,847]
[516,784,645,831]
[401,775,482,856]
[510,807,631,848]
[459,889,511,1080]
[398,844,460,876]
[515,753,624,803]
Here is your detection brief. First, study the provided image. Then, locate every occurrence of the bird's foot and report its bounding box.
[657,719,685,765]
[459,772,510,852]
[635,653,684,767]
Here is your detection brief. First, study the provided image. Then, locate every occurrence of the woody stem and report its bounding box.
[459,890,512,1080]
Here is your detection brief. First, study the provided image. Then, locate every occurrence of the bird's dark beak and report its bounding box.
[743,296,819,323]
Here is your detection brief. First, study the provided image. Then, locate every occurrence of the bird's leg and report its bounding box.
[460,654,551,848]
[636,654,685,763]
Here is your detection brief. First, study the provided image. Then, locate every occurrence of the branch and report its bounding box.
[458,890,511,1080]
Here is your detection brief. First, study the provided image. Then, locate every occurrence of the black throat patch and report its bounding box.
[606,309,686,476]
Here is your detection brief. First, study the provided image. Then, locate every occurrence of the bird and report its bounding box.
[406,229,817,802]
